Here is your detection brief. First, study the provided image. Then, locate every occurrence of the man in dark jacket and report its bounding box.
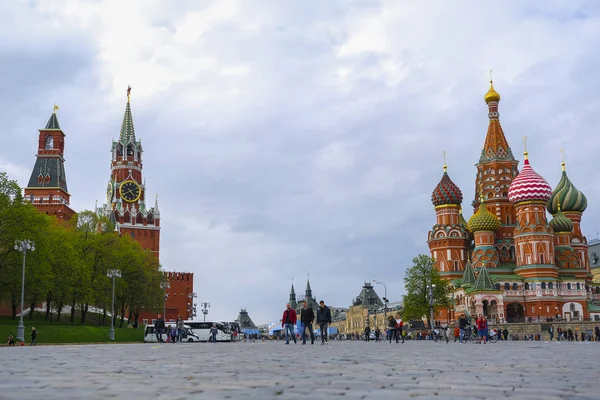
[281,303,297,344]
[458,314,468,343]
[300,301,315,345]
[155,314,166,343]
[316,300,332,345]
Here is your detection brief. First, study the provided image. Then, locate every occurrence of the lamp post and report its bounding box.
[200,302,210,322]
[372,280,388,320]
[14,239,35,342]
[188,292,197,320]
[427,283,436,331]
[160,281,170,321]
[107,269,121,341]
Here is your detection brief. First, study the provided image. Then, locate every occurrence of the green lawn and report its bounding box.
[1,312,144,344]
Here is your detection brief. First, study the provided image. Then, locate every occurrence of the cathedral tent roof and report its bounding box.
[461,260,476,287]
[474,265,495,291]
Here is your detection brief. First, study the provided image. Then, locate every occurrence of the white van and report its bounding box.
[143,324,200,343]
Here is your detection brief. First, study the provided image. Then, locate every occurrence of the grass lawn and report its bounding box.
[1,312,143,344]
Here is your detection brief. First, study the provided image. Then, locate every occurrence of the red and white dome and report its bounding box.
[508,155,552,204]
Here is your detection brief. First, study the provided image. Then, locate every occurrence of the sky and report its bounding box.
[2,0,600,325]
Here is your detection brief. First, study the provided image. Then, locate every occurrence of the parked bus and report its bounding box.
[143,324,199,343]
[184,321,230,342]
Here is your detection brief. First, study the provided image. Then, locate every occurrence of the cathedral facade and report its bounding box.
[428,81,597,323]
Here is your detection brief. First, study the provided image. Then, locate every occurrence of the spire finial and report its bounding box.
[479,182,484,202]
[127,85,132,102]
[488,69,493,83]
[53,103,59,113]
[560,148,566,171]
[557,202,562,212]
[442,150,447,173]
[522,136,528,159]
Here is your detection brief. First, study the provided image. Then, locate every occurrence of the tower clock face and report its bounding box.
[119,180,141,202]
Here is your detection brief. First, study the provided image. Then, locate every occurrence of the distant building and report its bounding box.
[235,308,258,333]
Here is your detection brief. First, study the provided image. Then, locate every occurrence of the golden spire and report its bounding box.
[443,150,447,173]
[557,202,561,211]
[560,148,566,171]
[53,103,59,113]
[484,70,501,103]
[127,85,132,103]
[522,136,528,159]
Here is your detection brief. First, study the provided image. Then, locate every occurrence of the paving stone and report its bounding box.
[0,340,598,399]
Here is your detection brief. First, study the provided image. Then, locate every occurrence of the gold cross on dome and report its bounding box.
[560,148,565,163]
[522,136,528,152]
[442,150,447,165]
[488,69,493,82]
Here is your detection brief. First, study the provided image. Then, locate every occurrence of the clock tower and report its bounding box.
[98,87,160,257]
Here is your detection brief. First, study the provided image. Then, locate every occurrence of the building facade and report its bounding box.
[428,80,597,323]
[24,107,76,221]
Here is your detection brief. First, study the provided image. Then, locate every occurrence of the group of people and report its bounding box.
[282,300,332,345]
[154,314,186,343]
[548,325,600,342]
[5,327,37,346]
[457,313,489,343]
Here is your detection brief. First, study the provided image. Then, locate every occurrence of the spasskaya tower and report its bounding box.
[97,87,160,257]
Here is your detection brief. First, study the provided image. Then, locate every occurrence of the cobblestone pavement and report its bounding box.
[1,340,599,399]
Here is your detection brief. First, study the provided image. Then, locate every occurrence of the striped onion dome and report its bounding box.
[467,199,500,232]
[431,167,463,207]
[547,163,587,214]
[508,153,552,204]
[549,205,573,233]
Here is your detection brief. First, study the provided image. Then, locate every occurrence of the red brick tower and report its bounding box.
[24,106,76,220]
[97,87,160,257]
[162,272,194,323]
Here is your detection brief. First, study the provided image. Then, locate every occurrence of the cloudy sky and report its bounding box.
[2,0,599,324]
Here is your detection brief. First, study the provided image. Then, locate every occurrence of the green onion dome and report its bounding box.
[549,204,573,233]
[459,208,469,231]
[547,162,587,214]
[467,198,500,232]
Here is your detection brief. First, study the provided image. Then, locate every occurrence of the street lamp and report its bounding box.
[160,281,170,321]
[107,269,122,341]
[188,292,197,320]
[372,280,388,320]
[200,302,210,322]
[427,283,436,331]
[14,239,35,342]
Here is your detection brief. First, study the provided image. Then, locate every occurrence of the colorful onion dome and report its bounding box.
[431,165,463,207]
[547,162,587,214]
[467,198,500,232]
[484,80,501,103]
[508,152,552,204]
[549,204,573,233]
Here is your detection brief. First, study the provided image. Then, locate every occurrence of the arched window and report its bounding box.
[495,283,501,290]
[541,282,546,290]
[44,135,54,149]
[548,282,553,290]
[567,283,571,290]
[576,283,581,290]
[531,282,536,290]
[512,283,518,291]
[524,282,530,290]
[127,144,134,157]
[116,144,123,157]
[504,283,510,290]
[510,247,516,261]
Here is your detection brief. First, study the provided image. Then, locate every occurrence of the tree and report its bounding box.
[402,254,449,327]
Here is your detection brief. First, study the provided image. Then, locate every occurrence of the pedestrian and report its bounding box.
[548,325,554,341]
[453,325,460,342]
[395,314,405,343]
[316,300,332,345]
[595,325,600,341]
[154,314,166,343]
[364,325,371,342]
[6,334,16,346]
[281,303,297,344]
[387,315,397,343]
[30,327,37,346]
[374,328,380,342]
[210,324,218,342]
[300,301,315,345]
[477,315,488,344]
[502,327,509,341]
[176,315,184,343]
[458,313,468,343]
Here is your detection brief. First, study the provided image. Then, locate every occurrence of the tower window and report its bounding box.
[454,261,459,271]
[541,282,546,290]
[540,254,545,264]
[44,135,54,150]
[512,283,518,291]
[504,283,510,290]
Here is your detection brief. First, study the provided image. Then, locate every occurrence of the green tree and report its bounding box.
[402,254,449,327]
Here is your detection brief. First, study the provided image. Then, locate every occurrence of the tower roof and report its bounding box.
[235,308,257,329]
[431,165,463,207]
[508,152,552,204]
[461,260,476,287]
[467,197,500,232]
[474,265,495,291]
[479,80,515,163]
[353,282,383,309]
[547,161,587,214]
[119,86,136,144]
[44,111,61,130]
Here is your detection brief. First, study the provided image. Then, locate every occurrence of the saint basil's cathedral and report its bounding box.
[428,80,599,323]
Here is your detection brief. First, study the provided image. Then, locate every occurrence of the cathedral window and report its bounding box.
[504,283,510,290]
[44,135,54,149]
[540,254,545,264]
[541,282,546,290]
[512,283,518,290]
[524,283,529,290]
[567,283,571,290]
[548,282,553,290]
[454,261,459,271]
[576,283,581,290]
[495,283,500,290]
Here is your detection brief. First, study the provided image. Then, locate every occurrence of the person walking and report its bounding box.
[453,324,460,342]
[210,324,218,343]
[387,315,397,343]
[316,300,332,345]
[30,327,37,346]
[176,315,184,343]
[155,314,166,343]
[374,328,380,342]
[548,325,554,341]
[477,315,488,344]
[395,314,405,343]
[300,301,315,345]
[281,303,297,344]
[458,314,468,343]
[364,325,371,342]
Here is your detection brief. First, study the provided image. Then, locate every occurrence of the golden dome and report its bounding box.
[484,80,501,103]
